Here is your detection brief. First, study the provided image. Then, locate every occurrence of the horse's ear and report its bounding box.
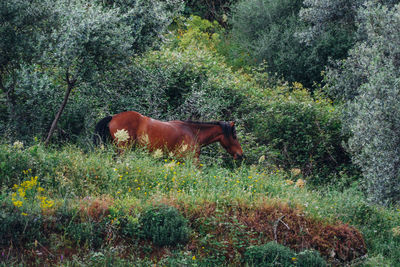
[230,121,235,127]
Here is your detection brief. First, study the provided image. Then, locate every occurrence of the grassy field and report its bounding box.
[0,143,399,266]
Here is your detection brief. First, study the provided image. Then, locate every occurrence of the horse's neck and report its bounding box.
[187,123,223,146]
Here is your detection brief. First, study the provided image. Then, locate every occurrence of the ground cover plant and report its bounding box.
[0,143,399,266]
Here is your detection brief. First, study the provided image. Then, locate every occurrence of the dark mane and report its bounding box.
[183,120,237,139]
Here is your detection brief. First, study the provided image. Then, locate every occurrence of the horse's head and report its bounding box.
[220,122,243,160]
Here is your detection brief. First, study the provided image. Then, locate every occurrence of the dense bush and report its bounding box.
[183,0,236,26]
[243,242,295,266]
[0,200,44,247]
[243,243,327,267]
[66,221,106,249]
[139,205,190,247]
[296,250,327,267]
[239,80,352,183]
[230,0,332,88]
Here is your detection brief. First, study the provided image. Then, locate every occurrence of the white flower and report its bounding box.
[114,129,130,143]
[13,141,24,149]
[180,143,188,153]
[153,149,163,159]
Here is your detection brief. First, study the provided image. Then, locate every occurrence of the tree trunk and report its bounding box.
[44,70,75,146]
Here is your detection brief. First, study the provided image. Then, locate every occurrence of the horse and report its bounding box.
[93,111,243,160]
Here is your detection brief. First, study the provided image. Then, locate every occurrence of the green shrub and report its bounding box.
[230,0,317,88]
[139,204,189,247]
[243,242,295,267]
[0,198,44,247]
[296,250,326,267]
[240,82,353,183]
[66,221,105,249]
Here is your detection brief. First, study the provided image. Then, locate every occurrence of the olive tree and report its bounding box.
[325,2,400,205]
[0,0,56,135]
[0,0,182,144]
[41,0,136,144]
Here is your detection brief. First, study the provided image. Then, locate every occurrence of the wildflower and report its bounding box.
[258,155,265,163]
[164,161,176,169]
[392,226,400,237]
[153,149,163,159]
[21,212,28,216]
[180,143,188,152]
[295,179,305,188]
[291,257,297,261]
[291,168,302,176]
[285,180,294,185]
[192,255,196,260]
[114,129,130,143]
[13,200,23,207]
[13,141,24,149]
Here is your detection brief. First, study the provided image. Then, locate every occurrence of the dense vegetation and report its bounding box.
[1,0,400,266]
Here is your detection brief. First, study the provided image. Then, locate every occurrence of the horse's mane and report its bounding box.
[183,120,237,139]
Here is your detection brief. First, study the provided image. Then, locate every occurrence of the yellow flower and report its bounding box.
[13,200,23,207]
[21,212,28,216]
[192,255,196,260]
[292,257,297,261]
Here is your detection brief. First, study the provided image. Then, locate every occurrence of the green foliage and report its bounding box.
[66,221,106,249]
[240,80,351,183]
[299,0,399,44]
[243,242,295,267]
[230,0,321,87]
[244,244,327,267]
[172,15,223,51]
[183,0,236,26]
[97,0,183,53]
[0,198,44,247]
[139,204,190,247]
[326,3,400,205]
[298,0,360,43]
[296,250,327,267]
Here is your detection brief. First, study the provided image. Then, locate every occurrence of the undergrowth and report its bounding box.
[0,143,399,266]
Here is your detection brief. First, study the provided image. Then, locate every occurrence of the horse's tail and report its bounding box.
[93,116,113,146]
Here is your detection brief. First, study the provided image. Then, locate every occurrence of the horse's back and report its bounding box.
[108,111,197,152]
[109,111,146,140]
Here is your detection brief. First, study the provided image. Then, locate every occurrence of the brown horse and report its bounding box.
[93,111,243,160]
